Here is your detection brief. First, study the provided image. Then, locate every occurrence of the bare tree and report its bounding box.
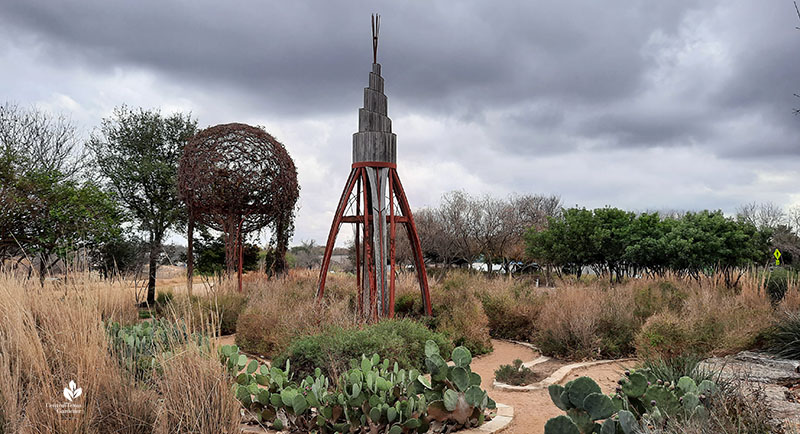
[0,103,85,180]
[737,201,787,230]
[505,194,562,271]
[438,191,481,266]
[788,205,800,234]
[292,239,322,269]
[416,191,562,274]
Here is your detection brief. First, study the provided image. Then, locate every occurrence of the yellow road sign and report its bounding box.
[774,249,782,266]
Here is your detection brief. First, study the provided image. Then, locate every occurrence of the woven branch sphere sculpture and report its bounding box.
[179,123,299,276]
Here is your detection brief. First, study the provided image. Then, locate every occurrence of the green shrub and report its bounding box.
[153,290,174,316]
[494,359,540,386]
[596,304,639,359]
[766,268,789,303]
[689,315,724,355]
[394,292,418,317]
[273,319,453,379]
[155,290,174,306]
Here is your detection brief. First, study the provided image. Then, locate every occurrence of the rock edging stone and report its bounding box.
[493,341,635,392]
[459,403,514,434]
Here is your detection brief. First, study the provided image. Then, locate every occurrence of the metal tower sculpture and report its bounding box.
[317,15,432,322]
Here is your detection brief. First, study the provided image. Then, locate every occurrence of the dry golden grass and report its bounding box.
[408,269,799,361]
[154,348,240,434]
[235,269,356,356]
[0,271,240,434]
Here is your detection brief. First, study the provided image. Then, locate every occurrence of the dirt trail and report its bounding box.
[470,340,635,434]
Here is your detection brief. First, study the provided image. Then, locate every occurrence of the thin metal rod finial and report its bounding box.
[372,14,380,64]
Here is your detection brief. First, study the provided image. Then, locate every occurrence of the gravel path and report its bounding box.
[470,340,635,434]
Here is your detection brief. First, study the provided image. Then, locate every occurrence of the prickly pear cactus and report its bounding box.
[544,377,632,434]
[543,367,721,434]
[420,340,495,431]
[106,319,208,383]
[612,368,718,429]
[219,339,494,433]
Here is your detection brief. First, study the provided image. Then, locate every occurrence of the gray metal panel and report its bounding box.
[378,167,388,314]
[365,167,383,316]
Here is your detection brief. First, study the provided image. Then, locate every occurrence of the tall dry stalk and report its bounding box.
[0,270,240,434]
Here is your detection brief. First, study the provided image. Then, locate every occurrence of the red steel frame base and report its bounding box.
[317,163,432,322]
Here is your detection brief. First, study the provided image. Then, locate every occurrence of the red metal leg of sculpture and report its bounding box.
[355,173,362,316]
[390,169,432,315]
[317,169,359,300]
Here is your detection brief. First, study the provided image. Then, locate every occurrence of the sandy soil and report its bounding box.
[215,334,237,347]
[470,341,636,434]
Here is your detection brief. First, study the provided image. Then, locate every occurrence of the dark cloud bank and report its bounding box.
[1,0,798,244]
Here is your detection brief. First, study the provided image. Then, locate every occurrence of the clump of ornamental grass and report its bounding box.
[494,359,541,386]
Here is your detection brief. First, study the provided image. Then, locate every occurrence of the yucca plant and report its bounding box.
[639,355,720,387]
[765,311,800,359]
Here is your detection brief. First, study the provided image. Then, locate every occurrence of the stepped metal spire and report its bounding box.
[317,16,431,322]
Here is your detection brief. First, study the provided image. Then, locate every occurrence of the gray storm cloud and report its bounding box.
[1,0,798,245]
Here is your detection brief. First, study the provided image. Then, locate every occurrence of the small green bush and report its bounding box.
[155,290,174,306]
[273,319,453,379]
[766,268,789,303]
[494,359,540,386]
[153,290,174,316]
[596,308,639,359]
[393,292,418,317]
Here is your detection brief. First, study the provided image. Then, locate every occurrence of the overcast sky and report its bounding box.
[2,1,799,246]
